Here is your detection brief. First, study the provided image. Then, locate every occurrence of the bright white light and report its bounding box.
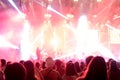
[48,0,53,2]
[20,20,32,60]
[40,31,44,49]
[84,30,99,53]
[76,15,89,52]
[97,0,102,2]
[77,15,88,29]
[74,0,78,2]
[113,16,120,20]
[96,44,117,61]
[50,33,59,51]
[47,5,68,19]
[8,0,25,18]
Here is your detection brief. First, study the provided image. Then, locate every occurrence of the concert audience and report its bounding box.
[35,62,43,80]
[0,54,120,80]
[63,61,78,80]
[4,62,26,80]
[55,59,65,78]
[24,60,38,80]
[74,61,82,75]
[40,57,62,80]
[108,60,120,80]
[76,56,108,80]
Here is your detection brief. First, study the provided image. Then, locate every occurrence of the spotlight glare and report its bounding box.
[50,34,59,51]
[8,0,25,19]
[96,44,117,61]
[76,15,89,52]
[47,5,68,19]
[20,20,32,60]
[97,0,102,2]
[74,0,78,2]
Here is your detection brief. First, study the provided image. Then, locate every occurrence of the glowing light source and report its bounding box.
[76,15,89,52]
[66,14,74,19]
[50,32,59,51]
[39,31,44,49]
[113,15,120,20]
[20,20,32,60]
[74,0,78,2]
[44,13,52,19]
[47,5,68,19]
[97,0,102,2]
[96,44,116,61]
[8,0,25,18]
[48,0,53,2]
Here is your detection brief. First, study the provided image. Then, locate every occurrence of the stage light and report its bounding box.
[39,31,44,49]
[34,0,47,8]
[48,0,53,2]
[113,15,120,20]
[105,24,120,33]
[76,15,89,52]
[96,44,117,61]
[97,0,102,2]
[8,0,25,18]
[47,5,68,19]
[20,20,32,60]
[44,13,51,19]
[50,32,60,51]
[74,0,78,2]
[66,14,74,19]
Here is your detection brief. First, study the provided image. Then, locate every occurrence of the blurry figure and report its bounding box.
[55,59,65,78]
[40,57,62,80]
[63,61,78,80]
[85,56,94,66]
[1,59,6,72]
[76,56,108,80]
[4,62,26,80]
[35,62,43,80]
[80,62,86,71]
[41,61,46,69]
[24,60,42,80]
[36,47,42,61]
[0,59,4,80]
[6,61,12,66]
[74,61,82,75]
[108,60,120,80]
[19,60,25,65]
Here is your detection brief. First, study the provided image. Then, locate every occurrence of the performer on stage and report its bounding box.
[36,47,41,61]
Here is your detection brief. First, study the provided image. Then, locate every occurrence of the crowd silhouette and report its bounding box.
[0,53,120,80]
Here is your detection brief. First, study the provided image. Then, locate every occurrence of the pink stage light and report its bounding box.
[47,5,68,19]
[0,35,19,49]
[8,0,25,18]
